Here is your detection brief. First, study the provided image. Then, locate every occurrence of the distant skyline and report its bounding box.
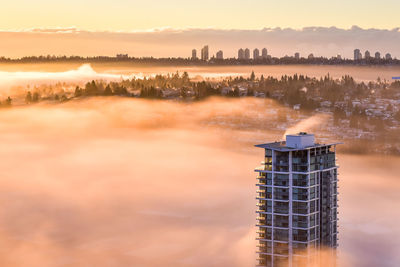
[1,0,400,30]
[0,26,399,59]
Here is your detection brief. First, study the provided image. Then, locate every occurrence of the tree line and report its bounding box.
[1,55,399,66]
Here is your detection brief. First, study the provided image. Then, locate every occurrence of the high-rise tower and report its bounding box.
[238,48,245,59]
[354,49,361,61]
[255,133,339,267]
[254,48,260,60]
[364,50,371,59]
[192,49,197,60]
[245,48,250,60]
[201,45,209,61]
[216,50,224,59]
[262,48,268,59]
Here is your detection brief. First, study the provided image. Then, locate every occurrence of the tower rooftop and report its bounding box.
[255,132,341,151]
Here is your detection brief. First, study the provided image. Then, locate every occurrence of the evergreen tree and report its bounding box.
[74,86,83,97]
[250,71,255,81]
[5,96,12,106]
[104,85,113,96]
[25,91,32,103]
[32,92,40,102]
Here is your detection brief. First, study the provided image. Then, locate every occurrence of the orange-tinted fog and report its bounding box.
[0,97,399,266]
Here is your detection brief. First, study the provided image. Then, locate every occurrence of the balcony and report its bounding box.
[257,193,272,200]
[257,217,272,226]
[274,193,289,201]
[276,156,288,165]
[256,178,272,186]
[293,180,308,187]
[258,206,273,213]
[275,166,289,172]
[274,234,289,242]
[257,246,273,254]
[258,220,271,226]
[274,180,289,187]
[257,233,272,240]
[254,166,265,172]
[293,208,308,215]
[292,165,308,172]
[293,235,308,242]
[293,194,308,201]
[274,248,289,255]
[274,207,289,215]
[292,156,308,164]
[274,202,289,214]
[257,256,272,267]
[274,216,289,228]
[257,229,272,234]
[292,221,308,229]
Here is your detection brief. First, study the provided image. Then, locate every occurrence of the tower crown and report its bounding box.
[285,132,315,148]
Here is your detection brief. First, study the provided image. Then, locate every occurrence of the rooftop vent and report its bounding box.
[286,132,315,148]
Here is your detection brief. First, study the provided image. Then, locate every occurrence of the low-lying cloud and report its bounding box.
[0,64,134,92]
[0,97,398,266]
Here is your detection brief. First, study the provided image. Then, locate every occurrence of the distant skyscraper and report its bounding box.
[294,53,300,60]
[238,48,245,59]
[262,48,268,59]
[253,48,260,60]
[201,45,209,61]
[192,49,197,60]
[116,54,128,59]
[255,133,339,267]
[245,48,250,60]
[354,49,361,60]
[216,50,223,59]
[364,50,370,59]
[308,53,314,59]
[375,52,381,60]
[385,53,392,60]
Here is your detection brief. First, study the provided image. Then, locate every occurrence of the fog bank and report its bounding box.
[0,97,398,266]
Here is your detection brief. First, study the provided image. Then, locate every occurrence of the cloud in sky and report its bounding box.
[0,26,399,58]
[1,0,400,32]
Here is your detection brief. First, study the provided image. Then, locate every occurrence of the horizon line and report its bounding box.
[1,25,400,34]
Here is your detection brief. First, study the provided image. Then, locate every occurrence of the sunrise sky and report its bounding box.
[2,0,400,31]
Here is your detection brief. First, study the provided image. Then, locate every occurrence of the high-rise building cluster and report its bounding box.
[191,46,269,61]
[354,49,391,60]
[191,45,222,60]
[238,48,269,60]
[191,46,394,62]
[255,133,339,267]
[191,45,210,60]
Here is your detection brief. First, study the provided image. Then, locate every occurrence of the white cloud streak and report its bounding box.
[0,26,399,58]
